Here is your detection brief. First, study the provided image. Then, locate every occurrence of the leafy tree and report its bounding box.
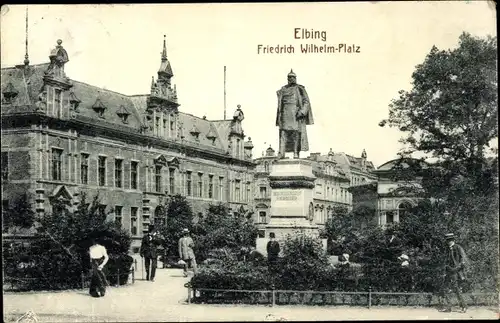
[380,32,497,172]
[192,203,258,262]
[3,193,133,290]
[159,194,195,259]
[2,193,35,234]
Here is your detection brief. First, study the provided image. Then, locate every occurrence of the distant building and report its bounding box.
[348,157,428,227]
[1,37,255,249]
[252,147,376,232]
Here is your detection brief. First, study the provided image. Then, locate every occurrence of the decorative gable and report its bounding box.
[190,125,200,140]
[206,129,217,145]
[116,105,130,124]
[154,154,168,166]
[92,97,106,118]
[167,157,180,168]
[68,91,81,112]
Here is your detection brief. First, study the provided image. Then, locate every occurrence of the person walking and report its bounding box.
[88,238,109,298]
[440,233,469,313]
[140,224,160,282]
[178,228,197,277]
[266,232,280,274]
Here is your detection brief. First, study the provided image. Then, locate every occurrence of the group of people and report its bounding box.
[86,224,198,298]
[87,228,470,313]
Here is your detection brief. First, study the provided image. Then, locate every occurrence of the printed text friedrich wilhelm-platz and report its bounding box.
[257,28,361,54]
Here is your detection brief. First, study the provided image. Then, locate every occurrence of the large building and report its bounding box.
[252,147,376,231]
[348,157,428,227]
[1,37,256,249]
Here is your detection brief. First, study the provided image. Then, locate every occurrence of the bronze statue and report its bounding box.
[276,69,313,159]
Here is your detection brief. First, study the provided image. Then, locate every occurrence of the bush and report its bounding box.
[3,194,133,291]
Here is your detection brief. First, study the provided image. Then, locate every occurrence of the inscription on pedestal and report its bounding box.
[273,190,300,201]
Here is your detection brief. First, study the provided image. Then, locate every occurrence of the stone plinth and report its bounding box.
[256,159,325,256]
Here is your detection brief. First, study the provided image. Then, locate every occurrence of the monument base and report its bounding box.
[256,236,327,257]
[255,158,327,256]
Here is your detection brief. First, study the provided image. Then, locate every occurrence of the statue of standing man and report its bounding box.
[276,69,314,159]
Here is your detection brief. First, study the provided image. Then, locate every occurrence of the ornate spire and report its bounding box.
[162,34,167,60]
[157,35,173,78]
[24,6,29,66]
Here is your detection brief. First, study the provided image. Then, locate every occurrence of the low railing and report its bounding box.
[4,267,135,292]
[185,283,498,308]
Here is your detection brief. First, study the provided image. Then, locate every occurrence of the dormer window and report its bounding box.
[206,129,217,145]
[68,91,81,112]
[92,97,106,118]
[2,82,18,104]
[116,105,130,124]
[190,125,200,141]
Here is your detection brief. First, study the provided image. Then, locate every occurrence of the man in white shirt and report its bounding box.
[89,238,109,298]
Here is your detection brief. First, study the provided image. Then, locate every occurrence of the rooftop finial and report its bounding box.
[24,6,29,66]
[162,34,167,60]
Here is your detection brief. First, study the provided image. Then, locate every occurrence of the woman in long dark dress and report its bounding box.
[88,239,109,298]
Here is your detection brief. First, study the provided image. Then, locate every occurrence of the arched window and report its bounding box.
[398,201,412,220]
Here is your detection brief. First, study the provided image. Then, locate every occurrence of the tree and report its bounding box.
[3,193,133,290]
[380,33,497,171]
[2,193,35,234]
[159,194,195,259]
[192,203,258,262]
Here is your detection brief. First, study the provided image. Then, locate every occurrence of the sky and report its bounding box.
[1,2,496,168]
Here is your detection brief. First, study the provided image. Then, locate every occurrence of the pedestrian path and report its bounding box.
[3,266,498,322]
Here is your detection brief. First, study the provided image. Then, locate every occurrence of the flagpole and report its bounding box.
[224,66,227,120]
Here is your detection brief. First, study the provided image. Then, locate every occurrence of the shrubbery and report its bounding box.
[3,194,133,291]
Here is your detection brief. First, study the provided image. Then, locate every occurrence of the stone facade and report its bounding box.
[252,147,376,232]
[348,157,428,227]
[1,37,255,250]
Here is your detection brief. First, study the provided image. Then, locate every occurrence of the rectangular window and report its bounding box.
[260,186,267,198]
[246,182,251,202]
[115,206,123,226]
[235,179,241,202]
[170,120,175,131]
[259,211,267,223]
[54,89,62,117]
[386,211,394,224]
[219,177,224,201]
[155,165,162,193]
[163,119,167,135]
[130,161,138,190]
[130,207,138,236]
[198,173,203,198]
[186,171,192,196]
[1,152,8,181]
[208,175,214,199]
[169,168,175,194]
[115,159,123,188]
[98,156,106,186]
[80,153,89,184]
[236,139,241,157]
[51,148,63,181]
[155,117,160,135]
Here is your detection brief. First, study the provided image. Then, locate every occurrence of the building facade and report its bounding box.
[1,37,255,249]
[348,157,428,227]
[252,147,376,231]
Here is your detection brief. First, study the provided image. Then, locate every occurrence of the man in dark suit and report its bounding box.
[441,233,469,313]
[140,224,160,282]
[266,232,280,274]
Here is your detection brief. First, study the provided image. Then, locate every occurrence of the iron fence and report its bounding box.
[185,283,498,308]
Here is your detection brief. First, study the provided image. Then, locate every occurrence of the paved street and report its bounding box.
[3,262,499,322]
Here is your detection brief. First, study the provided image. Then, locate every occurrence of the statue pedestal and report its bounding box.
[256,159,326,256]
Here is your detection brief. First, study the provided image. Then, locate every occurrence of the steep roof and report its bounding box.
[1,63,236,157]
[1,63,48,114]
[178,113,226,151]
[71,80,143,130]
